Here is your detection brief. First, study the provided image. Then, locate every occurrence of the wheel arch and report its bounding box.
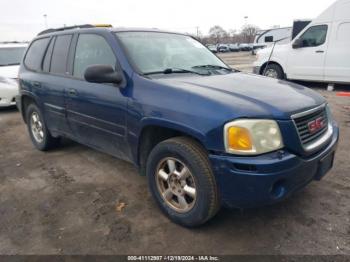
[135,118,207,176]
[259,61,285,76]
[20,93,42,124]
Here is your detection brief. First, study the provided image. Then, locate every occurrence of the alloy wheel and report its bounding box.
[155,157,197,213]
[264,68,278,78]
[30,112,44,143]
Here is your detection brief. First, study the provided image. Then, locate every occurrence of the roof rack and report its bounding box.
[37,24,112,36]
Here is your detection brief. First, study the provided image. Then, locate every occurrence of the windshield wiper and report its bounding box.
[144,68,210,76]
[192,65,233,71]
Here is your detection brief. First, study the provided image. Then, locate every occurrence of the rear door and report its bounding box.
[287,25,329,81]
[21,36,71,135]
[40,34,73,134]
[65,33,129,160]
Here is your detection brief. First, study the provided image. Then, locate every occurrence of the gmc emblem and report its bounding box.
[308,117,326,134]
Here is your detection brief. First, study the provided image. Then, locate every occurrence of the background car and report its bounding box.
[217,44,230,52]
[0,43,27,107]
[228,43,240,52]
[239,43,252,51]
[206,44,217,53]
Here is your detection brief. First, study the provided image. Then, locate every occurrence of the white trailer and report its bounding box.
[254,27,292,45]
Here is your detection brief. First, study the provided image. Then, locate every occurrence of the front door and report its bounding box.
[65,33,129,160]
[287,24,329,81]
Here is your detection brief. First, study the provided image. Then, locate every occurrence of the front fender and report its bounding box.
[140,117,206,144]
[127,116,208,165]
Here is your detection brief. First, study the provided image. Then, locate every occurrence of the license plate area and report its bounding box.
[314,151,335,181]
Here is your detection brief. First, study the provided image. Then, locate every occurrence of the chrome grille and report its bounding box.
[293,106,328,148]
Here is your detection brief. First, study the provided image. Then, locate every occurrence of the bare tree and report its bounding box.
[241,24,260,43]
[209,25,227,44]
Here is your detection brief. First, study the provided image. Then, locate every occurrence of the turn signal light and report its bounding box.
[227,126,253,151]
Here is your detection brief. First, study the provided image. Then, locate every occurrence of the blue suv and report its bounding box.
[17,25,339,227]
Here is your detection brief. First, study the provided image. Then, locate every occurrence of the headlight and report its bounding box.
[224,119,284,155]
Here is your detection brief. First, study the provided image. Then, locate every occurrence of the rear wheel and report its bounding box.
[26,103,60,151]
[146,137,220,227]
[263,64,284,79]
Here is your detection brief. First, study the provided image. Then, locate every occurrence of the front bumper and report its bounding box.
[209,124,339,208]
[0,82,18,107]
[0,97,16,107]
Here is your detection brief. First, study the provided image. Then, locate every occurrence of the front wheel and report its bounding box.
[146,137,220,227]
[263,64,284,79]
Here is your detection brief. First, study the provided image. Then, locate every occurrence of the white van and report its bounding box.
[253,0,350,84]
[0,43,27,107]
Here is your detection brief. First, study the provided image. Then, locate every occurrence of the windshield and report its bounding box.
[116,32,230,75]
[0,47,26,66]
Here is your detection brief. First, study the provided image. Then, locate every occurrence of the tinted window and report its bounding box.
[73,34,116,79]
[0,47,26,66]
[43,37,55,72]
[300,25,328,47]
[24,38,50,71]
[265,36,273,42]
[50,35,72,75]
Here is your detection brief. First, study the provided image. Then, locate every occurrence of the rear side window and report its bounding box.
[73,34,116,79]
[50,35,72,75]
[265,36,273,42]
[24,38,50,71]
[42,38,55,72]
[299,25,328,47]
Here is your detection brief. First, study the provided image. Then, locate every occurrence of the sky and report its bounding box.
[1,0,336,42]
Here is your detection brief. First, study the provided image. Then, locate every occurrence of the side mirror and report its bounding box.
[292,38,303,49]
[84,65,123,85]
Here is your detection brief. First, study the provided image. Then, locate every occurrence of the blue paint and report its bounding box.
[18,28,339,208]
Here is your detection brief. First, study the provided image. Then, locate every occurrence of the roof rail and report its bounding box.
[37,24,95,36]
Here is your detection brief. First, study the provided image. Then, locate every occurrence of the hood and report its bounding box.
[0,65,20,79]
[154,72,325,119]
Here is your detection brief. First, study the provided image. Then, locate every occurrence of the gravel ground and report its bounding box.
[0,52,349,255]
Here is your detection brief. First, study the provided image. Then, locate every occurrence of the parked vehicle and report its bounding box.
[217,44,230,52]
[239,43,252,51]
[254,0,350,83]
[206,44,217,53]
[228,43,240,52]
[0,43,27,107]
[18,26,339,227]
[254,27,293,45]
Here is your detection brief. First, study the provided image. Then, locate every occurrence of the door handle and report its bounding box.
[316,50,324,53]
[68,88,77,96]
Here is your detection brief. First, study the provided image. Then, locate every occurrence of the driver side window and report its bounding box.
[73,34,116,79]
[299,25,328,47]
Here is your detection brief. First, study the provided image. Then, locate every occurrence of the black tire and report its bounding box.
[263,63,284,79]
[146,136,220,227]
[25,103,60,151]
